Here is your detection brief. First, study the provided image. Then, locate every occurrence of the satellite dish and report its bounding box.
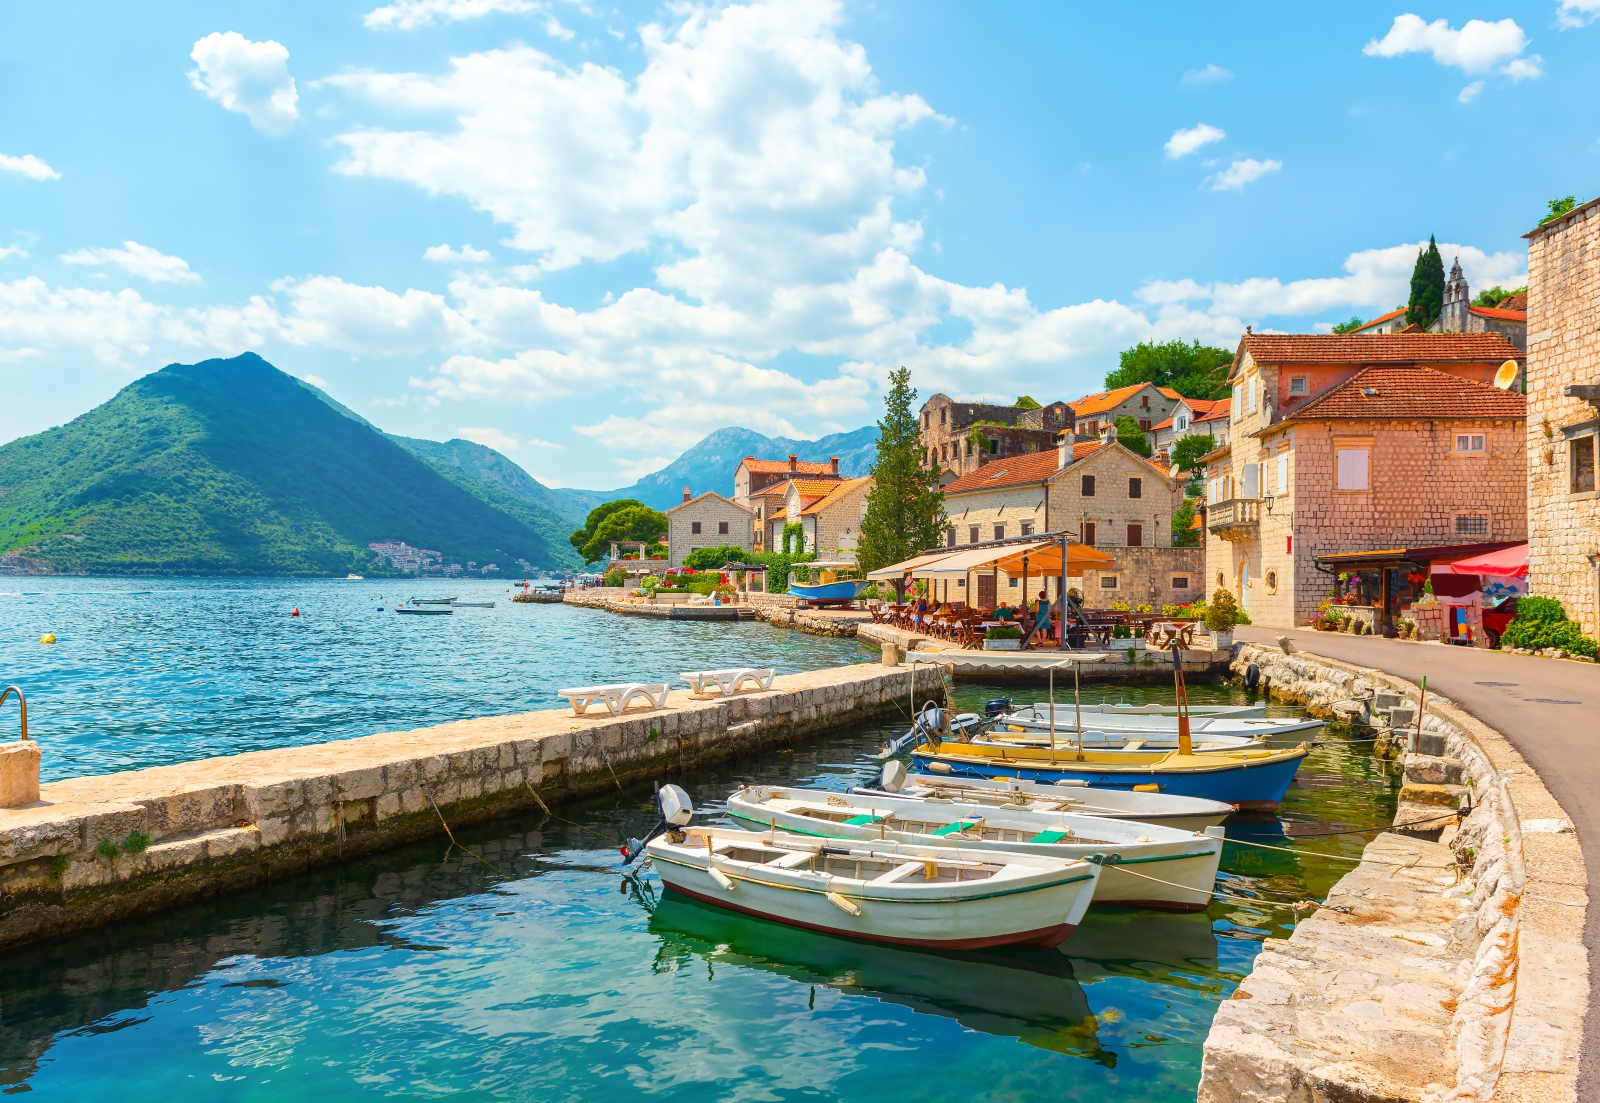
[1494,361,1519,390]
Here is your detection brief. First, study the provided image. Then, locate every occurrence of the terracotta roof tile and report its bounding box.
[1282,365,1526,423]
[788,479,845,502]
[1467,305,1527,322]
[799,476,873,515]
[739,458,840,476]
[1241,332,1525,367]
[1352,307,1408,330]
[1496,292,1527,311]
[1150,415,1175,431]
[1069,383,1173,417]
[942,450,1062,494]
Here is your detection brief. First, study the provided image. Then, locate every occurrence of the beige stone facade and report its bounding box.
[1203,333,1527,627]
[788,476,873,561]
[1525,196,1600,639]
[1069,382,1183,438]
[664,490,754,567]
[1046,441,1185,553]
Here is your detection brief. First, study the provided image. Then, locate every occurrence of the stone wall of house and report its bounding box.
[1079,546,1204,610]
[1046,447,1183,551]
[1526,199,1600,640]
[665,496,754,567]
[943,483,1050,547]
[804,479,873,561]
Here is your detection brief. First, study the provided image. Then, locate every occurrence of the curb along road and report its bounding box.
[1237,624,1600,1095]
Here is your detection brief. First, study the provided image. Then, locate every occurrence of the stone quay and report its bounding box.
[0,662,943,951]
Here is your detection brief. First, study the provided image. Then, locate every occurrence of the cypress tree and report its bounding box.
[858,367,948,575]
[1406,236,1445,329]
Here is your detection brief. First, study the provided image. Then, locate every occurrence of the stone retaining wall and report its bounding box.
[0,663,942,951]
[1198,643,1587,1102]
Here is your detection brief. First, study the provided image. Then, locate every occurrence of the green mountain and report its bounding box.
[0,353,574,576]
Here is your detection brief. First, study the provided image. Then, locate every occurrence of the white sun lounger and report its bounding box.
[680,668,776,696]
[558,683,670,717]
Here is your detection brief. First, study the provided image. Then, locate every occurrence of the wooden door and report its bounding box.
[977,573,997,608]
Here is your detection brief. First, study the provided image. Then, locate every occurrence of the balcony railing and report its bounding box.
[1206,498,1261,539]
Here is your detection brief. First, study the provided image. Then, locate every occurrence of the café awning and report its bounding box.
[911,540,1057,580]
[993,542,1115,577]
[864,551,956,580]
[1448,542,1528,578]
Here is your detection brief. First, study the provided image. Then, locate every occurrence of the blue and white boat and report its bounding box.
[787,561,868,604]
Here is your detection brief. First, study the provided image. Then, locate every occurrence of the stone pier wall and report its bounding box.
[1198,643,1587,1102]
[0,663,942,951]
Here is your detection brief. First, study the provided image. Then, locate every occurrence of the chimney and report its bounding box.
[1154,448,1170,469]
[683,487,692,504]
[788,454,798,472]
[829,456,839,474]
[1057,437,1070,470]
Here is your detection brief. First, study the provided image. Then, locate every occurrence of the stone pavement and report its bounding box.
[1238,626,1598,1098]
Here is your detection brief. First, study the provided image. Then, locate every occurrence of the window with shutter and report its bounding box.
[1276,454,1288,495]
[1139,418,1151,431]
[993,524,1005,540]
[1336,448,1369,490]
[1127,523,1143,547]
[1128,477,1142,499]
[691,521,702,534]
[1083,522,1097,546]
[1019,520,1034,536]
[1241,463,1259,500]
[1572,437,1597,494]
[968,525,979,544]
[718,521,729,535]
[1082,474,1095,496]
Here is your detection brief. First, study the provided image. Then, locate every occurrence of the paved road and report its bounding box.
[1236,625,1600,1089]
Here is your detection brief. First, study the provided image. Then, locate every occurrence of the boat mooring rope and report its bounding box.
[420,781,499,873]
[1099,861,1350,915]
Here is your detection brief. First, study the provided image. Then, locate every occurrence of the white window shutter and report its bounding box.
[1241,463,1259,499]
[1276,455,1288,494]
[1354,449,1368,489]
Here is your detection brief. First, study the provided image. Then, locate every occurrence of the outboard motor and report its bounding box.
[983,697,1014,719]
[620,782,693,865]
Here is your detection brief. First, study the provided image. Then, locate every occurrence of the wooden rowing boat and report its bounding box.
[855,773,1234,832]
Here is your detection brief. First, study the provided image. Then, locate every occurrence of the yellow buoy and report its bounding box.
[40,634,56,644]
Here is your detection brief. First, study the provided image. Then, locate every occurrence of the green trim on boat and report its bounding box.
[1028,829,1067,844]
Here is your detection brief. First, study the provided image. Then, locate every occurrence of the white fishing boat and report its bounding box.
[727,785,1222,911]
[450,600,495,608]
[854,765,1234,832]
[396,604,453,615]
[1073,701,1265,719]
[629,785,1098,948]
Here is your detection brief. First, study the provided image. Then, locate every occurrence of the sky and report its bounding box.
[1,1,1595,489]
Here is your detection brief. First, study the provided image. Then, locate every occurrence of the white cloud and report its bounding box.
[456,426,523,451]
[1362,14,1541,91]
[1164,123,1225,159]
[1178,64,1232,88]
[59,241,200,283]
[526,437,563,448]
[1559,0,1600,29]
[423,243,492,263]
[188,32,299,137]
[0,245,28,260]
[1208,158,1281,191]
[0,152,60,181]
[364,0,540,30]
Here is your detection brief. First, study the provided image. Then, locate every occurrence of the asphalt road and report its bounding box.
[1236,625,1600,1090]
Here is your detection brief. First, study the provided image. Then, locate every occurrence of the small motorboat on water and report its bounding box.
[626,785,1099,948]
[412,596,457,605]
[855,766,1234,832]
[726,784,1222,911]
[991,703,1323,742]
[450,600,495,608]
[786,561,869,606]
[396,604,453,615]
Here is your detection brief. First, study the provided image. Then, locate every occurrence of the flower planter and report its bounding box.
[1210,630,1234,649]
[982,639,1021,651]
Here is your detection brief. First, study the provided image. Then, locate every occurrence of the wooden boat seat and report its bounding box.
[558,682,670,717]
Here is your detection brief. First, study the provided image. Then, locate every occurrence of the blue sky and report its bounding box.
[1,0,1595,489]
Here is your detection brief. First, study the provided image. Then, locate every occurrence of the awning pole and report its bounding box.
[1058,533,1068,651]
[1074,660,1082,754]
[1048,665,1056,764]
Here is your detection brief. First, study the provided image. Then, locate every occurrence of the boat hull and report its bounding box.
[878,777,1234,832]
[787,580,866,601]
[911,747,1308,811]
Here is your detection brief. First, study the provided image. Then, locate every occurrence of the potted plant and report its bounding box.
[1205,588,1243,648]
[983,624,1023,651]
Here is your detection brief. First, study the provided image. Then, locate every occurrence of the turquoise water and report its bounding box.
[0,579,866,781]
[0,580,1398,1100]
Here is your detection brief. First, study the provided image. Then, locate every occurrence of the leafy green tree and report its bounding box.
[1329,316,1366,334]
[1113,415,1152,457]
[1105,339,1233,399]
[1472,285,1525,308]
[569,499,667,563]
[859,367,947,573]
[1540,196,1579,226]
[682,544,748,570]
[1013,395,1041,409]
[1169,433,1218,472]
[1172,499,1201,547]
[1406,236,1445,329]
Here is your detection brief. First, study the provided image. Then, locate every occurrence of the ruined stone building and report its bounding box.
[1524,197,1600,639]
[1202,332,1527,627]
[917,394,1073,482]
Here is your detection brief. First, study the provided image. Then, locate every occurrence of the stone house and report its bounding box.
[938,439,1200,609]
[1202,332,1527,627]
[918,394,1073,482]
[1524,196,1600,640]
[1149,397,1229,454]
[772,479,844,551]
[732,455,844,552]
[1349,307,1410,336]
[663,489,755,568]
[1068,382,1183,439]
[785,476,874,561]
[1430,256,1528,351]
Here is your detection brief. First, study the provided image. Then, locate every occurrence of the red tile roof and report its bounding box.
[739,457,840,477]
[1352,307,1408,331]
[1069,383,1184,417]
[799,476,872,515]
[788,479,845,503]
[942,450,1061,494]
[1496,292,1527,311]
[1240,332,1525,366]
[1468,306,1527,322]
[1281,365,1526,423]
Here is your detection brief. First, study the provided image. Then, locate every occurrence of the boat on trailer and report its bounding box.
[726,784,1222,911]
[625,785,1099,949]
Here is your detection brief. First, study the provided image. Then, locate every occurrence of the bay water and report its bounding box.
[0,579,1398,1100]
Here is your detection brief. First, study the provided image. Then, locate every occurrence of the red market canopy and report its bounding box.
[1447,542,1528,578]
